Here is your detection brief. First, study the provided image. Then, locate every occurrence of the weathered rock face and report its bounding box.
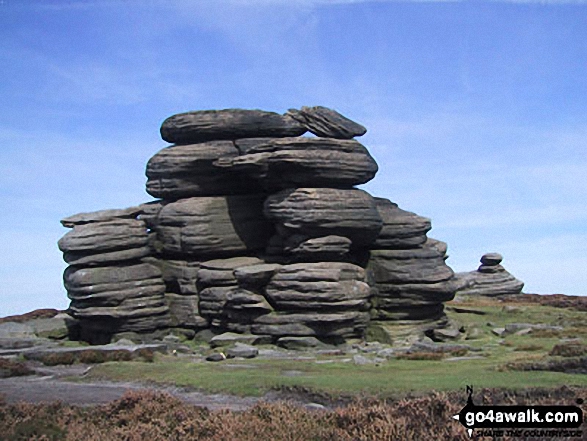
[58,218,151,266]
[373,198,431,249]
[64,262,170,342]
[265,262,371,311]
[455,253,524,297]
[215,137,378,189]
[155,195,273,258]
[59,209,171,343]
[286,106,367,139]
[264,188,383,253]
[59,105,462,345]
[145,141,260,199]
[160,109,306,144]
[368,238,456,323]
[197,257,273,333]
[60,206,143,228]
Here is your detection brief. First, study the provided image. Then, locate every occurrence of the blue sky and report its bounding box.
[1,0,586,316]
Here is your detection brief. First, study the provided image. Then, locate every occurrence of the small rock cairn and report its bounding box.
[59,107,458,344]
[455,253,524,297]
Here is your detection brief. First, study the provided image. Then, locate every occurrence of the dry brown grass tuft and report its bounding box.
[3,387,582,440]
[0,358,34,378]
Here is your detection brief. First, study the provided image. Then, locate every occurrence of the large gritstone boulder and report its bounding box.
[373,198,432,249]
[155,195,273,258]
[264,262,371,311]
[455,253,524,297]
[58,218,151,266]
[264,188,382,255]
[251,262,371,340]
[286,106,367,139]
[145,141,260,199]
[160,109,306,144]
[215,137,378,189]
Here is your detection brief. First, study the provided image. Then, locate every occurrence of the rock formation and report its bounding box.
[454,253,524,297]
[59,106,460,344]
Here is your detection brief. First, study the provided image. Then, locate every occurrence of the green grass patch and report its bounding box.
[86,355,587,398]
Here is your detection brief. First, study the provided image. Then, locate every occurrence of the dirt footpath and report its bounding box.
[0,364,262,410]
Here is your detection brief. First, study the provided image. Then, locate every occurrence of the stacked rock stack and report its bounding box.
[58,208,170,344]
[455,253,524,297]
[367,199,459,325]
[59,106,460,344]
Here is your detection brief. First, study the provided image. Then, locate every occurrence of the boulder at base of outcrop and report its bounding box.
[160,109,306,144]
[251,311,370,339]
[64,262,170,342]
[264,188,382,250]
[286,106,367,139]
[155,195,273,257]
[216,137,377,189]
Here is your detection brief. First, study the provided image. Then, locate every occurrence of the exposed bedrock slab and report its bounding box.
[216,137,378,189]
[264,188,382,249]
[286,106,367,139]
[368,241,455,284]
[58,219,150,266]
[251,311,370,338]
[160,109,306,144]
[156,195,273,257]
[60,206,142,228]
[145,141,260,198]
[265,262,371,311]
[373,198,432,249]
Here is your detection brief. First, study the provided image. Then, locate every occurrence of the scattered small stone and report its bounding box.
[465,327,483,340]
[226,343,258,359]
[491,328,507,337]
[210,332,267,348]
[429,327,461,342]
[353,354,375,365]
[277,336,323,350]
[304,402,327,411]
[376,348,397,359]
[504,323,563,335]
[445,356,485,362]
[206,352,226,362]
